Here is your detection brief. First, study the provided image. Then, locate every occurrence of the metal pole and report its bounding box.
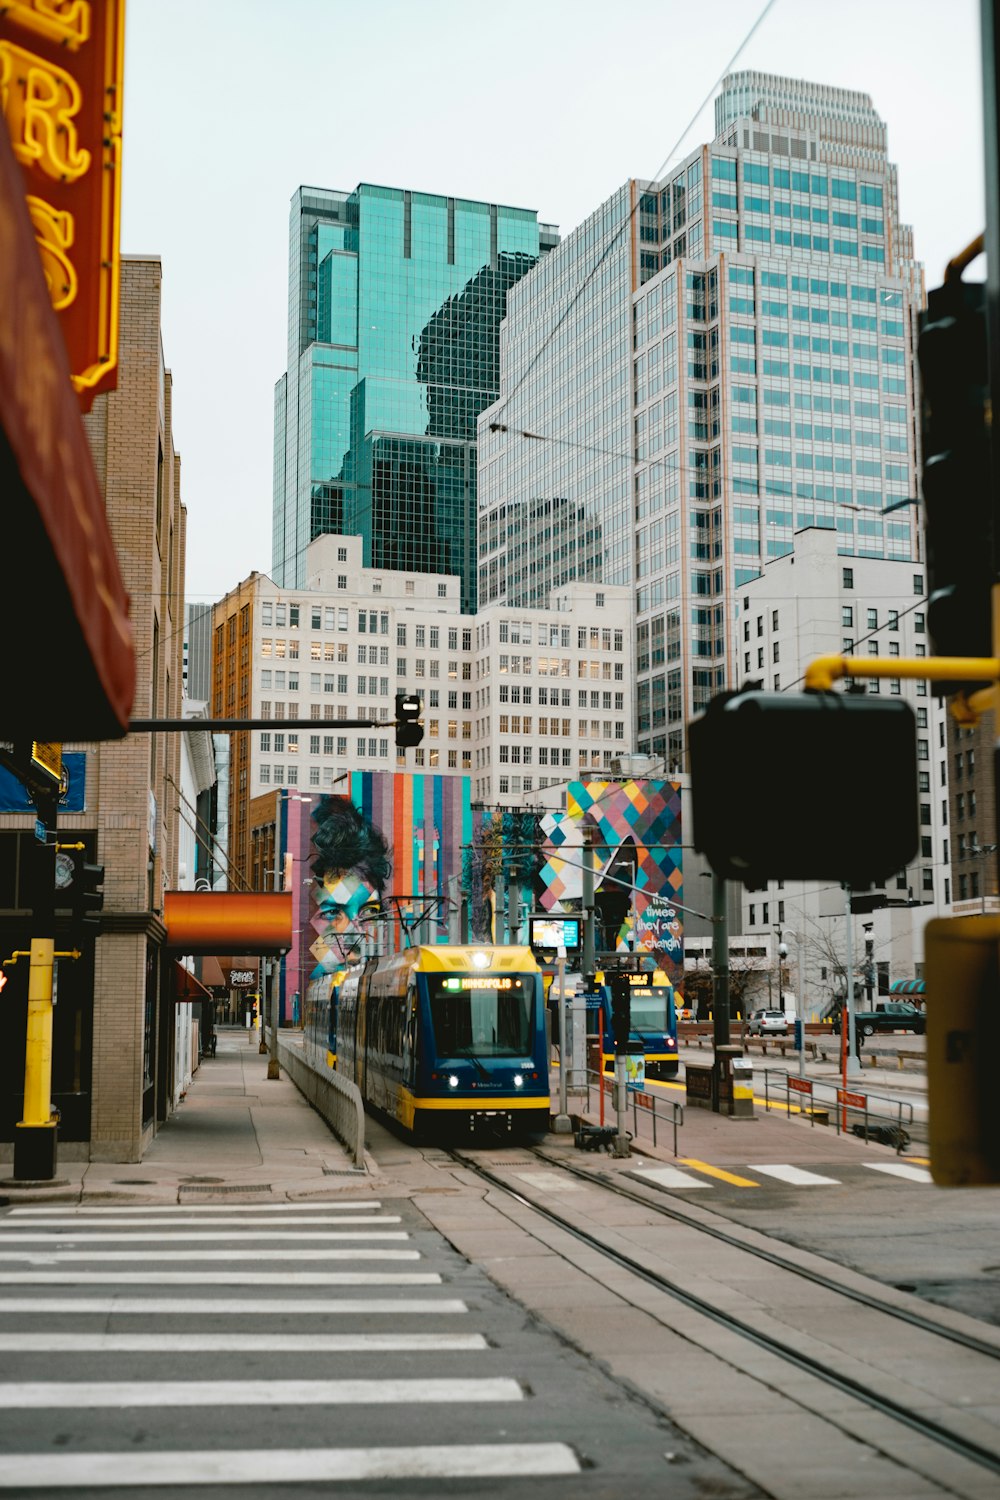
[581,830,595,974]
[844,885,859,1077]
[711,873,730,1113]
[614,1049,629,1156]
[13,791,60,1182]
[266,958,280,1081]
[557,953,567,1119]
[552,952,571,1133]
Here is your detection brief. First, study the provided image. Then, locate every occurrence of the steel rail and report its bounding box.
[452,1150,1000,1481]
[526,1144,999,1361]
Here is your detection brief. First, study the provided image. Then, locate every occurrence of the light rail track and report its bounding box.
[451,1146,1000,1484]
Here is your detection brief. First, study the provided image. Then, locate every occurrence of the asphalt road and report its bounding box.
[0,1193,759,1499]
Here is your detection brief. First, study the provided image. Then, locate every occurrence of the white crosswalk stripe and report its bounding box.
[0,1444,581,1488]
[0,1227,404,1242]
[630,1165,712,1189]
[750,1164,841,1186]
[862,1161,933,1183]
[0,1296,465,1314]
[9,1202,381,1214]
[0,1198,582,1491]
[0,1378,525,1409]
[0,1332,488,1353]
[514,1172,583,1192]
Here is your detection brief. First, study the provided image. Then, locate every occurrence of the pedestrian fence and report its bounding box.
[757,1067,917,1154]
[577,1068,684,1156]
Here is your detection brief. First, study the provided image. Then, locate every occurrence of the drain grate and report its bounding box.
[111,1179,159,1186]
[180,1182,272,1194]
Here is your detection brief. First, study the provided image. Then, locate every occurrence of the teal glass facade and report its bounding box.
[273,185,556,608]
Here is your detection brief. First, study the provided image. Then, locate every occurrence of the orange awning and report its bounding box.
[163,892,293,954]
[173,961,213,1003]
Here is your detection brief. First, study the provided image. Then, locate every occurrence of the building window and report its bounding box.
[842,606,853,627]
[337,575,347,589]
[437,583,447,598]
[913,574,923,595]
[842,567,853,588]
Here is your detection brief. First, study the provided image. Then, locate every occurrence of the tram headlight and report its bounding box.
[471,950,490,969]
[513,1074,524,1088]
[448,1074,459,1088]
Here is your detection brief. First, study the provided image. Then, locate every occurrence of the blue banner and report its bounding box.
[0,752,87,812]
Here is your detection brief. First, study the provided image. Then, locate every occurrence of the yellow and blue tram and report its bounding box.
[594,967,679,1079]
[337,945,550,1138]
[303,967,348,1071]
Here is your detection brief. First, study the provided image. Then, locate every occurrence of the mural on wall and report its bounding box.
[280,773,472,1019]
[461,807,544,944]
[538,779,683,984]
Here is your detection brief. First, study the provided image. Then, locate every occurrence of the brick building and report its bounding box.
[0,257,187,1162]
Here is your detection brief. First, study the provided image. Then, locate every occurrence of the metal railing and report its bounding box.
[757,1067,916,1154]
[578,1067,684,1156]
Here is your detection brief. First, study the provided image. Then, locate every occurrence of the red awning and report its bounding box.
[0,125,134,738]
[173,961,213,1003]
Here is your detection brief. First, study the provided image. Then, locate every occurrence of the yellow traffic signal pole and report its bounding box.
[804,631,1000,1184]
[804,654,1000,696]
[13,785,61,1181]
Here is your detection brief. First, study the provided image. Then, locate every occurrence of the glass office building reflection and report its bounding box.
[478,71,924,771]
[273,185,558,607]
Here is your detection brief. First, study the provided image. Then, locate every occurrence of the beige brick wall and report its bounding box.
[72,256,186,1160]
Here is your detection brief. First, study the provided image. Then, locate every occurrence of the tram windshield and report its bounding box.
[427,973,534,1058]
[626,986,672,1032]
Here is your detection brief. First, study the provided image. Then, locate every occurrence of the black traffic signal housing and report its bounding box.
[689,689,918,887]
[394,692,423,749]
[609,975,631,1054]
[918,276,992,685]
[72,857,105,932]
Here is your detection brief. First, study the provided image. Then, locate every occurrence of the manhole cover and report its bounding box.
[181,1183,272,1194]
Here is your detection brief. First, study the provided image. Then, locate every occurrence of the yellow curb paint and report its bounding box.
[679,1158,760,1188]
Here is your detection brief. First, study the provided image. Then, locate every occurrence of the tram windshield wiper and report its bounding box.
[451,1047,490,1081]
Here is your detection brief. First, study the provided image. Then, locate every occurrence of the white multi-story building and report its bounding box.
[212,536,635,876]
[473,581,633,805]
[477,70,924,777]
[735,526,949,1011]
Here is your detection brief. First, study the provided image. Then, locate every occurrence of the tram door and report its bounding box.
[354,969,369,1095]
[402,977,417,1089]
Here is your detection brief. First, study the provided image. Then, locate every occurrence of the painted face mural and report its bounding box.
[310,797,392,932]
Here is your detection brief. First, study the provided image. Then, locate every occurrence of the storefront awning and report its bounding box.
[173,961,213,1003]
[890,978,926,995]
[163,892,292,954]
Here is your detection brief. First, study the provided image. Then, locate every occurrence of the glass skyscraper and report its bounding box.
[273,184,558,608]
[478,71,924,769]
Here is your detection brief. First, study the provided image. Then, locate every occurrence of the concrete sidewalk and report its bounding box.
[0,1028,362,1205]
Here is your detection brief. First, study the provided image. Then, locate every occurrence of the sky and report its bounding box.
[120,0,986,609]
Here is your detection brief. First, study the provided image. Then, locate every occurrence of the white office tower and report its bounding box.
[478,70,924,777]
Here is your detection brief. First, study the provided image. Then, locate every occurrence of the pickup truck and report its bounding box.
[832,1001,925,1038]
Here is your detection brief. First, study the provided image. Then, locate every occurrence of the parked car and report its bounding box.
[746,1008,789,1036]
[831,1000,925,1037]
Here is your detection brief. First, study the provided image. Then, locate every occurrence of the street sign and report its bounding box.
[837,1088,867,1110]
[34,820,46,843]
[788,1076,813,1097]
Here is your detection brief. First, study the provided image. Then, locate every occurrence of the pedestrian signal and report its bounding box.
[394,692,423,748]
[689,689,918,886]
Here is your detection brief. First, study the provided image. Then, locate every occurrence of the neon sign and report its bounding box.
[0,1,125,409]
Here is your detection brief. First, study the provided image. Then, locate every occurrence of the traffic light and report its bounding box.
[689,688,918,886]
[609,975,631,1053]
[72,858,105,932]
[918,275,992,684]
[394,692,423,749]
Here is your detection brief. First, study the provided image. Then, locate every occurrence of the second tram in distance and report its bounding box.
[594,966,679,1079]
[337,944,551,1139]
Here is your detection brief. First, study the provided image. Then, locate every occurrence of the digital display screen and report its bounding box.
[442,977,519,991]
[530,917,581,950]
